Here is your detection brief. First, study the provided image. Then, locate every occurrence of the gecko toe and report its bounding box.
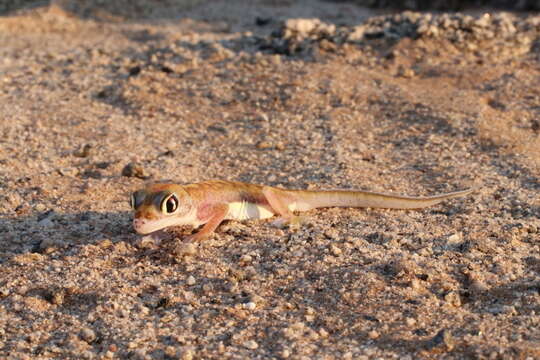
[271,215,306,229]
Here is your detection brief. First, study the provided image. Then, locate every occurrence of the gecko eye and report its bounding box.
[161,193,179,214]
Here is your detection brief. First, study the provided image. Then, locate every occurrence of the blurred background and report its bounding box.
[2,0,540,19]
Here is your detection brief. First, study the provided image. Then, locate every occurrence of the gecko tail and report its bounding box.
[294,187,475,211]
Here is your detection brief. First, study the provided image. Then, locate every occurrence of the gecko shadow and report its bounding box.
[0,210,136,260]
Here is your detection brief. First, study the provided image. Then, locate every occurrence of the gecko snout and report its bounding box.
[133,218,147,234]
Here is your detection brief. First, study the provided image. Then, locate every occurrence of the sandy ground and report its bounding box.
[1,1,540,359]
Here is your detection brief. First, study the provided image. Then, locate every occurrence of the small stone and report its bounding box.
[256,141,273,149]
[80,328,96,343]
[405,317,416,327]
[426,329,454,351]
[35,203,47,212]
[186,275,196,286]
[469,279,489,293]
[136,236,159,249]
[447,233,461,244]
[444,291,462,307]
[329,244,342,256]
[487,305,516,315]
[58,167,78,177]
[99,239,113,249]
[244,302,256,310]
[368,330,379,339]
[175,242,197,257]
[180,348,194,360]
[239,254,253,264]
[165,346,177,357]
[73,144,92,158]
[132,349,147,360]
[38,217,54,228]
[244,340,258,350]
[80,350,95,360]
[284,18,319,36]
[39,238,61,253]
[396,65,415,78]
[324,229,339,240]
[52,289,65,305]
[121,162,147,179]
[269,54,281,66]
[202,283,213,293]
[139,305,150,315]
[275,141,285,150]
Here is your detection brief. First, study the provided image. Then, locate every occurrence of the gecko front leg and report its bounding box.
[262,186,305,228]
[184,203,229,242]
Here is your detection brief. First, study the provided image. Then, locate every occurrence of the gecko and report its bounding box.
[130,180,475,242]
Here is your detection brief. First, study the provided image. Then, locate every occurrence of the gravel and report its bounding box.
[0,0,539,359]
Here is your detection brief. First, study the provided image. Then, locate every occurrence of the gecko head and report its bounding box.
[130,184,194,234]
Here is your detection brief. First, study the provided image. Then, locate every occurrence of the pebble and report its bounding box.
[324,229,340,240]
[427,329,454,351]
[444,291,462,307]
[38,217,54,228]
[39,238,61,252]
[405,317,416,326]
[73,144,92,158]
[202,283,213,293]
[175,242,198,257]
[80,328,96,343]
[186,275,196,286]
[266,12,529,58]
[256,141,273,149]
[244,340,259,350]
[58,167,78,177]
[121,162,147,179]
[469,279,489,293]
[180,348,194,360]
[286,18,315,34]
[447,233,462,244]
[135,236,158,249]
[239,254,253,264]
[396,65,415,78]
[329,244,342,256]
[35,203,47,212]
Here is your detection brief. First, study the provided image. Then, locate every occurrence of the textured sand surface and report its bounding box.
[1,1,539,359]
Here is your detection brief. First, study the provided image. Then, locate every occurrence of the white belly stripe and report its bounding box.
[227,201,275,220]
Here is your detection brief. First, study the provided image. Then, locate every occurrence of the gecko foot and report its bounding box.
[271,215,306,229]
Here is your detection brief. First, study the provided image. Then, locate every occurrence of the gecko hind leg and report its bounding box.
[262,186,305,229]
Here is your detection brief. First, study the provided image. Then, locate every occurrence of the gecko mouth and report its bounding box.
[133,218,155,234]
[132,218,171,234]
[132,216,190,234]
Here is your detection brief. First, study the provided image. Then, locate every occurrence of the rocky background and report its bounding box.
[1,0,539,359]
[2,0,540,16]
